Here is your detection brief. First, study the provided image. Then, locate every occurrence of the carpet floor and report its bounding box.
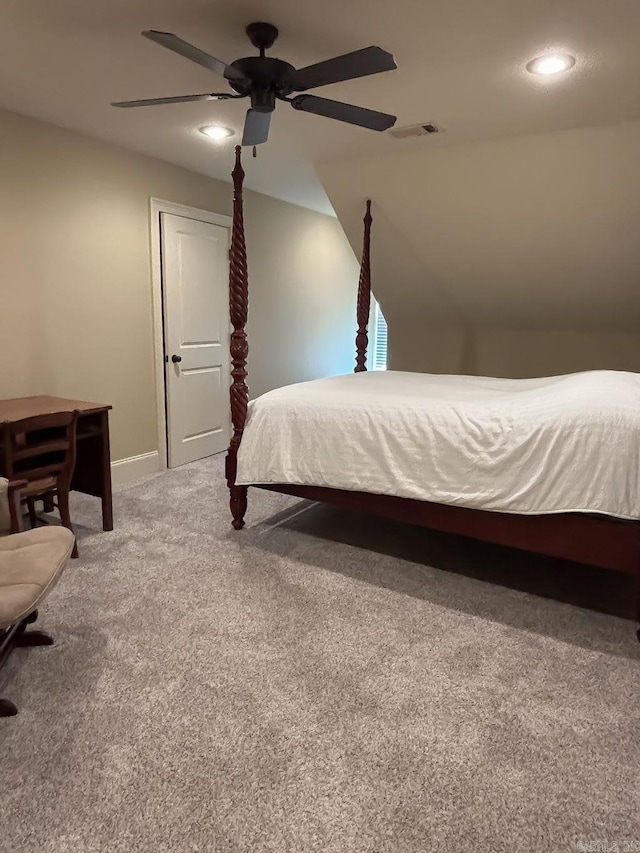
[1,454,639,852]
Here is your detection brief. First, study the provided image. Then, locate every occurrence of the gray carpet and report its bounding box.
[1,454,639,853]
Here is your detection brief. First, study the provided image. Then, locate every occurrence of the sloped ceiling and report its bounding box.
[1,0,640,213]
[318,120,640,333]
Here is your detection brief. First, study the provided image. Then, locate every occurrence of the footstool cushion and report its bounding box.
[0,527,75,629]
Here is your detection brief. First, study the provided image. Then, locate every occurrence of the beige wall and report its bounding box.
[0,108,358,461]
[244,191,358,399]
[390,327,640,376]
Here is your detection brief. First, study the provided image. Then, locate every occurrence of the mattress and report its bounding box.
[236,370,640,520]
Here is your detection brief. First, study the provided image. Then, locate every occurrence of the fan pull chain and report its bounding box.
[253,146,257,158]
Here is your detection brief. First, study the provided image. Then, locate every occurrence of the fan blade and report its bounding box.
[142,30,248,84]
[291,95,396,131]
[291,46,396,92]
[242,109,272,146]
[111,93,234,108]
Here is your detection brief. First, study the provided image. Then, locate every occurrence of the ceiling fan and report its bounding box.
[112,22,397,146]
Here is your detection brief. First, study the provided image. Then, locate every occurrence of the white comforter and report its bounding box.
[236,370,640,520]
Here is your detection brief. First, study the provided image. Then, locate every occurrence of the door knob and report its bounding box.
[171,354,182,363]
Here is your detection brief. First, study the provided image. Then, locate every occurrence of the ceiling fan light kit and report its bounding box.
[112,22,398,147]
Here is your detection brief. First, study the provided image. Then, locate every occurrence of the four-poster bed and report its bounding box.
[224,146,640,640]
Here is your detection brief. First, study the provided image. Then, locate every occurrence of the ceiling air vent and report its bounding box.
[388,122,443,139]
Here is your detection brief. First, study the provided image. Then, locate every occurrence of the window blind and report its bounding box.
[371,301,388,371]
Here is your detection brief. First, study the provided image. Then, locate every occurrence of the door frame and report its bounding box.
[149,198,232,470]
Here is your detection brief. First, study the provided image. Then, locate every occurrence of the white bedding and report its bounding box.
[236,370,640,520]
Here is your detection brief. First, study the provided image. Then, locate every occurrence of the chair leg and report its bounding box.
[16,610,52,644]
[635,570,640,644]
[15,630,54,647]
[0,612,55,719]
[57,488,78,559]
[0,698,18,717]
[27,497,38,529]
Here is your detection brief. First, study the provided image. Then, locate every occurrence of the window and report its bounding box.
[370,299,388,371]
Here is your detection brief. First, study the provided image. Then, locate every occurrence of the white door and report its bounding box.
[161,212,230,468]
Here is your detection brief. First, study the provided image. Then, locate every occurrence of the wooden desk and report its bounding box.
[0,396,113,531]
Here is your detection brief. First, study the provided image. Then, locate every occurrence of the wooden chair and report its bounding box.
[0,477,75,716]
[1,411,79,557]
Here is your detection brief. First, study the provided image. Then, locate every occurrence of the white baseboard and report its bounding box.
[111,451,164,486]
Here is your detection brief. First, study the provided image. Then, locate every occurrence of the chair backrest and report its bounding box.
[1,411,79,492]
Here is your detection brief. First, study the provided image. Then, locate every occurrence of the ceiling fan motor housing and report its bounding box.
[228,56,296,111]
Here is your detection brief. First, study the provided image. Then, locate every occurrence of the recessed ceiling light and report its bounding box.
[199,125,235,140]
[526,54,576,76]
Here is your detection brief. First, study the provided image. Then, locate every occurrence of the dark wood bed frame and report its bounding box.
[224,146,640,640]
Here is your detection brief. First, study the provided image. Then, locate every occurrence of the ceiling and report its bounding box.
[1,0,639,214]
[320,119,640,332]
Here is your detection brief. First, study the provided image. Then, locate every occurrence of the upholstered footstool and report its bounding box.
[0,526,75,717]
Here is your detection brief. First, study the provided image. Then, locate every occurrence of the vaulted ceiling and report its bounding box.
[2,0,640,214]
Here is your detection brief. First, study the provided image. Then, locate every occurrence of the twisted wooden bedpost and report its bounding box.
[355,199,373,373]
[225,145,249,530]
